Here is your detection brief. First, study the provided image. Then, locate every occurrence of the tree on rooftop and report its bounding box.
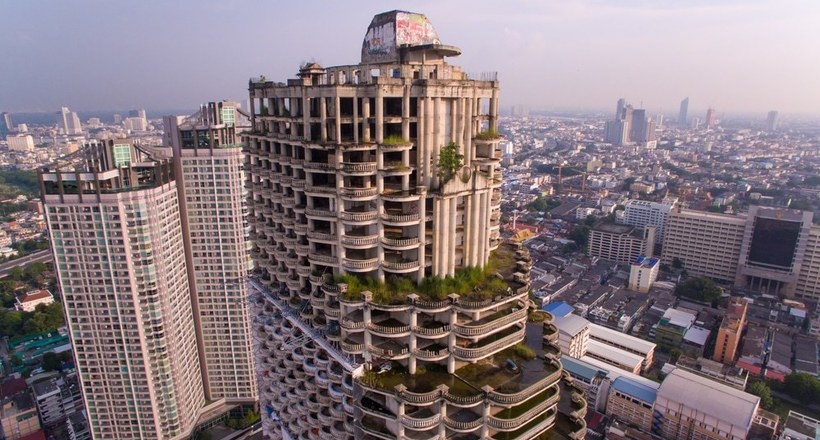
[437,142,463,184]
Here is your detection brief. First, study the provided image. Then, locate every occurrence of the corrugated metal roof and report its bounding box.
[612,377,658,404]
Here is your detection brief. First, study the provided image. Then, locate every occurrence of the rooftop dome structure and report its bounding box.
[361,10,460,64]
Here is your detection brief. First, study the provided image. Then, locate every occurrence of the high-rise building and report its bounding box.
[160,101,258,402]
[620,199,677,245]
[57,106,83,135]
[629,109,655,144]
[1,112,13,136]
[678,97,689,127]
[705,107,716,129]
[713,297,747,364]
[40,141,205,439]
[662,206,820,301]
[113,113,123,124]
[766,110,779,132]
[588,223,656,263]
[246,10,567,440]
[615,98,626,119]
[41,135,257,439]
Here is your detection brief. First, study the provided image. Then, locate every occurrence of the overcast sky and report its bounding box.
[1,0,818,115]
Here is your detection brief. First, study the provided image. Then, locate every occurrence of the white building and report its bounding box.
[6,134,34,152]
[57,106,82,135]
[620,199,676,242]
[628,256,660,292]
[554,313,590,358]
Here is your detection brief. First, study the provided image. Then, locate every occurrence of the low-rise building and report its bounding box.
[780,411,819,440]
[586,339,644,374]
[14,290,54,312]
[588,223,656,263]
[0,392,41,440]
[606,377,658,433]
[589,323,655,371]
[554,313,590,358]
[655,308,696,349]
[628,256,659,293]
[655,368,760,440]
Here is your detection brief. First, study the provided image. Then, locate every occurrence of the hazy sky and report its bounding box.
[1,0,819,115]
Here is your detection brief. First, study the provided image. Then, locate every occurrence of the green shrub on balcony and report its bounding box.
[475,129,501,140]
[382,134,410,145]
[513,343,536,360]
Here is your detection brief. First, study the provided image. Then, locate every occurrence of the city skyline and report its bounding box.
[1,0,819,115]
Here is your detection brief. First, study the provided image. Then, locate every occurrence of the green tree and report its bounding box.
[746,381,774,410]
[672,257,684,269]
[675,277,722,303]
[783,373,820,405]
[42,352,62,371]
[568,225,591,247]
[437,142,463,183]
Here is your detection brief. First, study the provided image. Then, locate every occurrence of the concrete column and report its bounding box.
[431,97,443,188]
[471,192,480,266]
[416,187,427,285]
[447,307,457,374]
[457,98,467,167]
[320,97,328,142]
[479,402,490,438]
[402,82,411,141]
[375,90,384,143]
[440,198,450,276]
[463,197,473,268]
[417,96,425,182]
[362,97,371,142]
[423,97,433,187]
[363,304,372,363]
[448,197,458,276]
[480,192,489,264]
[353,95,359,144]
[334,95,342,143]
[408,311,417,374]
[490,87,500,131]
[302,91,310,140]
[431,198,440,277]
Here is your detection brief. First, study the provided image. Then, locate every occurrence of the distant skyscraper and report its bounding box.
[630,109,655,144]
[616,98,626,119]
[57,106,82,135]
[1,112,13,136]
[113,113,122,124]
[766,110,779,132]
[705,107,716,129]
[678,97,689,127]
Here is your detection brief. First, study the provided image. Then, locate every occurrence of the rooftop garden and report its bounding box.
[475,129,502,141]
[336,245,523,305]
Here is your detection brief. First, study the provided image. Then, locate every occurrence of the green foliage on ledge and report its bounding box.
[475,129,501,140]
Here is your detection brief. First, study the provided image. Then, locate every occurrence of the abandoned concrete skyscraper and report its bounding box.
[247,11,572,440]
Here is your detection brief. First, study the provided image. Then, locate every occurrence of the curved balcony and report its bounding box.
[342,257,379,272]
[340,186,379,200]
[382,259,421,272]
[443,414,483,432]
[381,212,421,225]
[454,290,527,313]
[305,208,337,219]
[413,324,451,338]
[381,189,421,202]
[381,236,420,250]
[413,299,452,313]
[413,347,449,361]
[367,320,411,337]
[308,252,339,266]
[306,230,337,242]
[303,161,336,172]
[369,344,410,360]
[401,411,441,430]
[453,306,528,338]
[340,210,379,224]
[304,184,337,195]
[487,387,558,431]
[396,388,442,405]
[341,234,379,248]
[452,326,526,361]
[340,317,365,331]
[488,367,561,407]
[340,162,377,175]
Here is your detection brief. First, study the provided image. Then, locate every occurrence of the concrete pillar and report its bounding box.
[302,91,310,140]
[417,96,425,182]
[447,306,457,374]
[408,311,417,374]
[416,187,427,285]
[362,97,371,142]
[334,95,342,143]
[439,198,449,276]
[320,97,328,142]
[471,191,480,266]
[490,87,500,131]
[363,302,372,362]
[431,97,443,188]
[431,198,440,277]
[402,82,410,141]
[375,90,384,143]
[353,95,359,144]
[448,197,458,276]
[423,97,433,187]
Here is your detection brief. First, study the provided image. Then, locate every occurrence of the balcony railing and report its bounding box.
[308,252,338,265]
[369,344,409,359]
[487,369,561,406]
[368,322,412,335]
[443,416,482,431]
[382,237,419,247]
[341,235,379,246]
[340,187,378,198]
[453,307,527,337]
[383,260,420,270]
[343,258,379,270]
[340,211,379,222]
[381,213,420,223]
[451,326,526,360]
[341,162,377,173]
[413,324,451,337]
[401,413,441,430]
[413,347,449,360]
[305,208,337,218]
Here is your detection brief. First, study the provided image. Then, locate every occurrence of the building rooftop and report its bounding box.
[683,326,711,346]
[361,10,459,64]
[586,339,644,371]
[555,313,589,338]
[542,301,574,318]
[611,377,658,404]
[561,356,608,383]
[661,308,696,329]
[588,323,656,355]
[658,369,759,429]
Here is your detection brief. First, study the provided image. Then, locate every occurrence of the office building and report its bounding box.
[160,101,258,403]
[40,139,254,439]
[57,106,83,135]
[620,199,676,243]
[246,10,565,440]
[705,107,716,129]
[628,256,659,293]
[766,110,779,132]
[606,377,657,432]
[661,207,746,282]
[713,297,748,364]
[1,112,13,136]
[588,222,655,263]
[654,369,759,440]
[678,97,689,127]
[6,134,35,152]
[629,109,655,144]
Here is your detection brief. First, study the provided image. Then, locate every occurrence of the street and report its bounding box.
[0,249,52,278]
